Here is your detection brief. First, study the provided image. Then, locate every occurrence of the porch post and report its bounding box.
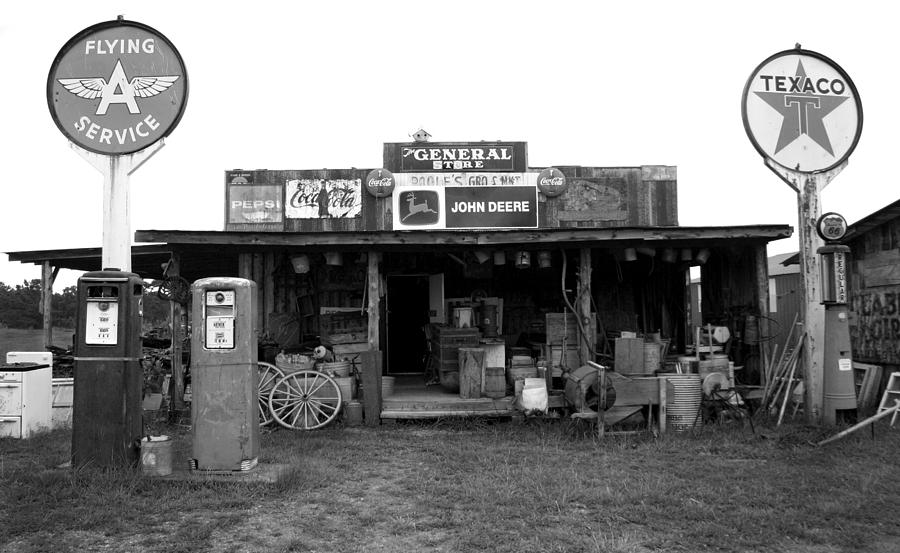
[578,247,593,365]
[363,252,382,425]
[753,243,771,389]
[40,261,58,349]
[168,252,186,411]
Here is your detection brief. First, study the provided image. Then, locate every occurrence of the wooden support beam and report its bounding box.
[367,253,380,351]
[754,243,771,389]
[263,251,276,336]
[360,350,382,426]
[41,261,55,349]
[168,252,186,411]
[578,248,593,365]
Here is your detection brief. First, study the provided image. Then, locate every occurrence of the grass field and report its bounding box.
[0,327,74,360]
[2,417,899,553]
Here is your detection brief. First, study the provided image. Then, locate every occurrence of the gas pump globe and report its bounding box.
[816,213,857,424]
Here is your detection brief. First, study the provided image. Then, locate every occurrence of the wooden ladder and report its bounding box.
[877,372,900,427]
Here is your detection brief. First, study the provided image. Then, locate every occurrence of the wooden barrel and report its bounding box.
[484,367,506,398]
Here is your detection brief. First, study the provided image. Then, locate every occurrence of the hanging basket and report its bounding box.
[157,276,190,304]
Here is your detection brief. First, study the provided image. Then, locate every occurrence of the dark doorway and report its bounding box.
[386,274,430,375]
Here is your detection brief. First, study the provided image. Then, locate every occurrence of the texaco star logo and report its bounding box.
[58,59,179,116]
[753,60,848,157]
[742,49,861,174]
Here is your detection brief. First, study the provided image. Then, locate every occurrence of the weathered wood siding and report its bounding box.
[848,220,900,364]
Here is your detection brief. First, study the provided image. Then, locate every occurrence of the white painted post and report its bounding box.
[766,158,846,425]
[72,140,165,272]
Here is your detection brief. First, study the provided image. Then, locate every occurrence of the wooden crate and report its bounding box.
[546,312,596,347]
[614,337,644,374]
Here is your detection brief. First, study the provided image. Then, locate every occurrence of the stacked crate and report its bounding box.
[431,325,481,392]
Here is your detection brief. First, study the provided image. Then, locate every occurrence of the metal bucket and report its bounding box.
[665,375,702,432]
[141,435,173,477]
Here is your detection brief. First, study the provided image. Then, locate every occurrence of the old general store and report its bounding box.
[9,139,791,427]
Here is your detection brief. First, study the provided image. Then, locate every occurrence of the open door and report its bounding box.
[385,275,430,375]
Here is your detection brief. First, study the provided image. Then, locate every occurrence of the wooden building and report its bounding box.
[7,140,792,424]
[842,199,900,404]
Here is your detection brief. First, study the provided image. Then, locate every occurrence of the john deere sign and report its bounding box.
[47,19,188,155]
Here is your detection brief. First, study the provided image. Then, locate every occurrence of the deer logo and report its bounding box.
[400,191,439,224]
[402,192,437,221]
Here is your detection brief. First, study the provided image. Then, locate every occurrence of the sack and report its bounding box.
[519,378,548,412]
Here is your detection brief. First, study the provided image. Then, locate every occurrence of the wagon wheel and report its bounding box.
[157,276,190,304]
[268,370,342,430]
[258,362,284,426]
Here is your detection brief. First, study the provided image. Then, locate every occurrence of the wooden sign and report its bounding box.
[384,142,528,172]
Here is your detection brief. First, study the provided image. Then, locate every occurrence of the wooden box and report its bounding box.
[546,312,596,347]
[614,337,644,374]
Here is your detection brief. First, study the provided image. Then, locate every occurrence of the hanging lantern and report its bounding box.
[474,250,490,264]
[680,248,693,261]
[695,248,711,264]
[515,251,531,269]
[538,251,552,268]
[493,251,506,265]
[325,252,343,266]
[624,248,638,261]
[290,254,310,274]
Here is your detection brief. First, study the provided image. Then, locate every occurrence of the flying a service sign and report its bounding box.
[47,19,188,155]
[742,48,861,174]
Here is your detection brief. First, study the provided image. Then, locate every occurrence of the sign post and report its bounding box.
[48,16,188,270]
[742,46,862,424]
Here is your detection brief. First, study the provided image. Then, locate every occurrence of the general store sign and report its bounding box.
[742,48,861,174]
[384,142,527,172]
[393,172,538,230]
[47,19,188,155]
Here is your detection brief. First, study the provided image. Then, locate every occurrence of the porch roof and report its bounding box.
[6,224,792,282]
[133,224,792,250]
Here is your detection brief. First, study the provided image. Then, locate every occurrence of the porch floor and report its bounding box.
[379,375,519,419]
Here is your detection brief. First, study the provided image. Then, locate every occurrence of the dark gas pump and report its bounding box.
[72,270,144,469]
[817,213,857,425]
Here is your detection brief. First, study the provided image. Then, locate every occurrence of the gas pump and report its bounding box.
[72,270,144,469]
[190,277,259,472]
[817,213,857,425]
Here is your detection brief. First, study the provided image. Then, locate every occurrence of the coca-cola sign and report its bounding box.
[365,168,395,198]
[537,168,567,197]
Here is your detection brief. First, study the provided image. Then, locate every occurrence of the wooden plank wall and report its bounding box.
[848,222,900,365]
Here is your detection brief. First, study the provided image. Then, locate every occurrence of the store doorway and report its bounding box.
[386,274,430,375]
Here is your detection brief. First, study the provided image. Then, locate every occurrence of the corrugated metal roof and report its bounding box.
[768,251,799,276]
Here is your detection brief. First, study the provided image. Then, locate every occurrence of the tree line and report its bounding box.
[0,279,169,330]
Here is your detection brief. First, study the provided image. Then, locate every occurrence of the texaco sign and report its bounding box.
[47,19,188,155]
[742,48,862,174]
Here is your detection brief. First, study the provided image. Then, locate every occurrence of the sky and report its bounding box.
[1,1,898,290]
